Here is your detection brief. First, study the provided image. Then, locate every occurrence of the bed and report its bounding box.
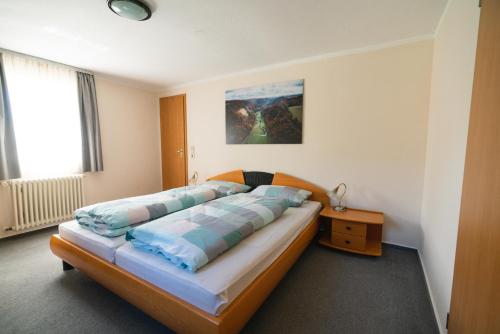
[50,170,329,334]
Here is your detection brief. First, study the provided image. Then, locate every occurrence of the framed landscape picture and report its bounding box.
[225,79,304,144]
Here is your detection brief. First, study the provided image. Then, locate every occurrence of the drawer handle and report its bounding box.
[346,226,352,231]
[345,240,351,244]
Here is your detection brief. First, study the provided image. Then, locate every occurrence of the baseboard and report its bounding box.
[0,222,61,240]
[382,240,417,250]
[418,249,445,334]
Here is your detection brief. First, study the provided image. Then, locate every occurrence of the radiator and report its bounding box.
[7,175,84,231]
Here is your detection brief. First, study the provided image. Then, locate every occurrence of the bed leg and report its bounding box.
[62,261,74,271]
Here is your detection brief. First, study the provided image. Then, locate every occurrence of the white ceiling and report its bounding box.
[0,0,447,91]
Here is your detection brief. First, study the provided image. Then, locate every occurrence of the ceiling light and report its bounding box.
[107,0,152,21]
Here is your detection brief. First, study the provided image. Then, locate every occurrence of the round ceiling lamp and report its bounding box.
[107,0,152,21]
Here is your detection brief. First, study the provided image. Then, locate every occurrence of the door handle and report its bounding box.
[176,149,184,154]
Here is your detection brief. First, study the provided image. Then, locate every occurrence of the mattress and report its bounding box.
[115,200,321,315]
[59,220,126,263]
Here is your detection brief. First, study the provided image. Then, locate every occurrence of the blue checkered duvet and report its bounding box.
[126,193,289,272]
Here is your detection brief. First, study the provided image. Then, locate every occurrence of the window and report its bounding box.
[3,53,82,178]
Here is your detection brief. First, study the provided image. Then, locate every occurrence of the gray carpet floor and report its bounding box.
[0,227,438,334]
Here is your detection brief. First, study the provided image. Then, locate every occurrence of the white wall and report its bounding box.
[0,77,162,237]
[419,0,480,332]
[164,40,433,248]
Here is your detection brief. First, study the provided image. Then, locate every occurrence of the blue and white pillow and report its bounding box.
[250,185,312,207]
[200,180,251,197]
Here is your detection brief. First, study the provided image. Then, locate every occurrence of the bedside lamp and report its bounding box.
[328,183,347,212]
[189,172,198,186]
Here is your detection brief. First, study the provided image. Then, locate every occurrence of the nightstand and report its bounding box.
[319,206,384,256]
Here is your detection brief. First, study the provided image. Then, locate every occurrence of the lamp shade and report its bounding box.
[332,183,347,201]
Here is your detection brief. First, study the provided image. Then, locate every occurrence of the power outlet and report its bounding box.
[190,146,195,159]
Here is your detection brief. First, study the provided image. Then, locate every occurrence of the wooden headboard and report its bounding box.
[207,169,245,184]
[207,170,329,207]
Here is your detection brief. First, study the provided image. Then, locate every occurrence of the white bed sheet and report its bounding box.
[115,200,321,315]
[59,220,126,263]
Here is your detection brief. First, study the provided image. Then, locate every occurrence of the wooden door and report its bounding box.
[449,1,500,333]
[160,95,187,190]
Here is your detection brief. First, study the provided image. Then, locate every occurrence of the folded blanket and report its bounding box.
[76,186,219,237]
[126,193,289,272]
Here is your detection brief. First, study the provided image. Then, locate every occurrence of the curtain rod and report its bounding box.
[0,48,94,75]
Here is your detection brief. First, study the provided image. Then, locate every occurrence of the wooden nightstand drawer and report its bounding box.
[331,232,366,251]
[332,219,367,237]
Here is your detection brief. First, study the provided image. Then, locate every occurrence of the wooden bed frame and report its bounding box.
[50,170,328,334]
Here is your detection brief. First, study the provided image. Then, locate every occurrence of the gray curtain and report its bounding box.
[0,53,21,180]
[77,72,103,172]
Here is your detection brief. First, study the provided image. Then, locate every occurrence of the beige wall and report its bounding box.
[83,78,162,204]
[164,40,433,248]
[0,77,162,237]
[419,0,480,332]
